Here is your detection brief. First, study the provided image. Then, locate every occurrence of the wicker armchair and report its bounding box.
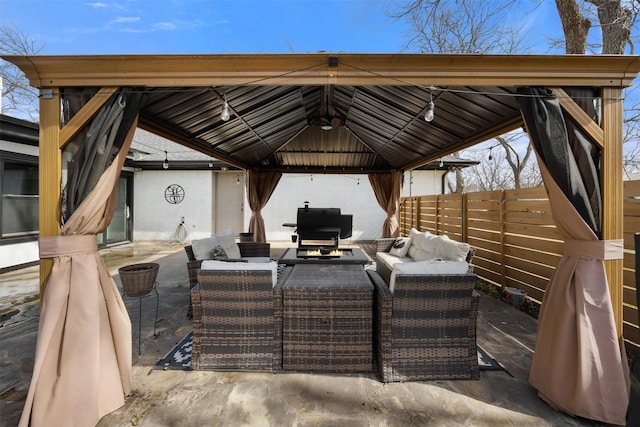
[368,269,480,382]
[191,265,291,371]
[185,242,271,287]
[184,242,271,318]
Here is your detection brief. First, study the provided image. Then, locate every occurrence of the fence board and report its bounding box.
[505,248,560,271]
[505,223,563,240]
[503,234,563,253]
[505,186,548,200]
[624,286,638,307]
[468,219,502,231]
[624,180,640,195]
[468,231,501,244]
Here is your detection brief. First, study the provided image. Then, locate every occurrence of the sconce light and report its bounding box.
[221,94,231,121]
[163,151,169,170]
[424,86,436,122]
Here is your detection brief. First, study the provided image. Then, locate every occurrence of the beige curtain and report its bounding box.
[19,117,138,427]
[528,157,629,425]
[368,171,402,238]
[519,88,629,425]
[246,170,282,242]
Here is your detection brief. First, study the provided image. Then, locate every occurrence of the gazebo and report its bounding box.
[4,53,640,426]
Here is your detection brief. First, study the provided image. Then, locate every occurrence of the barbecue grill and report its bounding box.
[290,203,352,253]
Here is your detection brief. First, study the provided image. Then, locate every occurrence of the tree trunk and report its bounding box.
[554,0,591,53]
[587,0,633,54]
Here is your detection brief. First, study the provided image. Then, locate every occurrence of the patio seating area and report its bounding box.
[2,240,638,426]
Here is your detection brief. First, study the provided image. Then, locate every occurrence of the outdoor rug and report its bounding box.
[154,332,504,372]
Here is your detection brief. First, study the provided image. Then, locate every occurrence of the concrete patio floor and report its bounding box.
[1,241,636,426]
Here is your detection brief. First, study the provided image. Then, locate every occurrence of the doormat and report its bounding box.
[154,331,192,370]
[155,332,504,373]
[476,344,503,371]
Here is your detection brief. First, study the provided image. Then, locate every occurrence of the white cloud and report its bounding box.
[112,16,140,24]
[85,2,108,8]
[154,22,176,31]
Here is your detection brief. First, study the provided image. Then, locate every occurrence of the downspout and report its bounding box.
[441,169,448,194]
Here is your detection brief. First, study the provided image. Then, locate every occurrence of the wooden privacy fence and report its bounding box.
[398,181,640,356]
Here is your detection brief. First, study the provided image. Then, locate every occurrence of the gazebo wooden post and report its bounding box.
[601,86,625,336]
[38,87,62,298]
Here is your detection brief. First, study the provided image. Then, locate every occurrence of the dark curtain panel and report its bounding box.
[517,87,628,425]
[517,87,600,235]
[246,170,282,242]
[63,88,145,222]
[368,171,402,238]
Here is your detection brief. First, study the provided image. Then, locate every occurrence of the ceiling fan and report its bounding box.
[309,85,345,131]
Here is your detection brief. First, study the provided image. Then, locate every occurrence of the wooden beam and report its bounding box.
[38,88,62,298]
[601,87,624,337]
[552,88,604,148]
[59,87,114,149]
[4,54,639,88]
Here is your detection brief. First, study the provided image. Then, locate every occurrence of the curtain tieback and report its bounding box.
[39,235,98,259]
[563,239,623,260]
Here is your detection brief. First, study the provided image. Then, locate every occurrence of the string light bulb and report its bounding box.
[163,151,169,169]
[221,94,230,121]
[488,147,493,161]
[439,158,444,168]
[424,102,435,122]
[236,174,240,184]
[208,158,213,168]
[424,87,435,122]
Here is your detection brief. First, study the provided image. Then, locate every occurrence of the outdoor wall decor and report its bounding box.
[164,184,185,204]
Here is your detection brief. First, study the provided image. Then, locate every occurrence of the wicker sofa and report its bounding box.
[370,233,480,382]
[375,233,476,285]
[191,262,292,371]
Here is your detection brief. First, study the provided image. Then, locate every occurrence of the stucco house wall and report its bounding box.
[254,173,389,242]
[133,169,213,242]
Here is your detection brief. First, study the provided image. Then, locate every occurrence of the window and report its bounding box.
[1,152,39,240]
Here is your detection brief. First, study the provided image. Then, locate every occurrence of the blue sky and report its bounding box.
[1,0,565,55]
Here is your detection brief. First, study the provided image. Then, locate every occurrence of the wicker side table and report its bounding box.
[118,262,160,354]
[282,264,374,372]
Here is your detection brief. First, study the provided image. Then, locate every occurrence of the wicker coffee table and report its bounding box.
[282,264,374,372]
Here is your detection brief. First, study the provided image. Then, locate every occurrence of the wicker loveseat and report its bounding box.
[370,232,480,383]
[191,261,291,371]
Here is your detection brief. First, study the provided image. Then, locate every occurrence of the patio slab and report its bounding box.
[0,241,627,426]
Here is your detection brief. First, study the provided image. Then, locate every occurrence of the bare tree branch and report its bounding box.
[0,23,43,121]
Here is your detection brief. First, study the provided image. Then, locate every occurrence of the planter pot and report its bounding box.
[505,287,526,309]
[118,263,159,297]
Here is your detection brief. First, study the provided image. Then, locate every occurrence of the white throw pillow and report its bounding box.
[407,228,426,259]
[389,260,469,293]
[389,237,412,257]
[434,235,470,261]
[412,232,439,261]
[408,228,426,248]
[200,260,279,287]
[191,236,219,260]
[214,229,241,259]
